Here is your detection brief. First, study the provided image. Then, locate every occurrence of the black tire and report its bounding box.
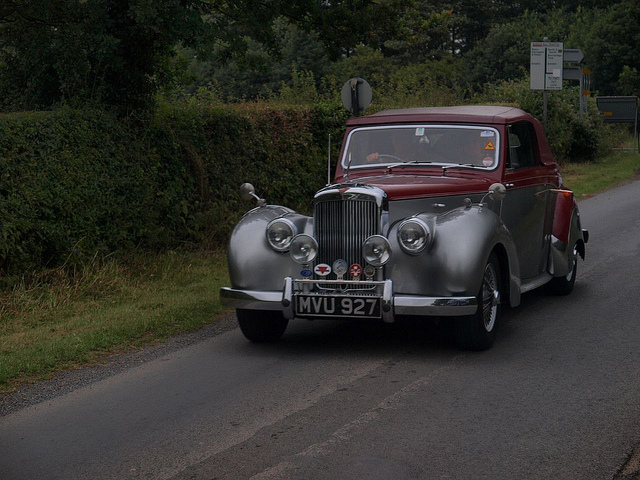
[545,245,577,296]
[455,252,501,351]
[237,309,289,343]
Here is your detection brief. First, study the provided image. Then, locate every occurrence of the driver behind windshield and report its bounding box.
[366,128,425,163]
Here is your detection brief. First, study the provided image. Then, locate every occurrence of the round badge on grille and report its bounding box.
[364,264,376,280]
[333,259,348,279]
[349,263,362,278]
[314,263,332,277]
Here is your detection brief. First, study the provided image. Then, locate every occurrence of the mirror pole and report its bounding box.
[327,134,331,186]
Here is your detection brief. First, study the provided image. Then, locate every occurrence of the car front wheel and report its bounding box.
[237,309,289,342]
[455,253,501,351]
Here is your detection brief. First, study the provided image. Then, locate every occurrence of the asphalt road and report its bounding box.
[2,178,640,480]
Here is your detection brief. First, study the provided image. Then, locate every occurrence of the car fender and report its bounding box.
[228,206,312,290]
[549,193,586,277]
[386,205,521,306]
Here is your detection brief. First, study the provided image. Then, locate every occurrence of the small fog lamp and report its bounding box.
[290,234,318,264]
[363,235,391,267]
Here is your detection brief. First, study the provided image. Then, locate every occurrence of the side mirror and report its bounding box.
[488,183,507,201]
[240,183,256,201]
[239,183,266,207]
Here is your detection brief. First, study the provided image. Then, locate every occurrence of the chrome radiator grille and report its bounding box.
[314,198,380,270]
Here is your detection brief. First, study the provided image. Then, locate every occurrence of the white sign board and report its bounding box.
[530,42,563,90]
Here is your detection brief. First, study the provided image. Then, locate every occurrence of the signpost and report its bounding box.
[563,48,584,64]
[340,78,372,117]
[530,41,563,91]
[531,41,563,129]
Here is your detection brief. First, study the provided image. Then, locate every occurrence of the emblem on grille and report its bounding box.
[349,263,362,279]
[332,259,348,280]
[314,264,332,276]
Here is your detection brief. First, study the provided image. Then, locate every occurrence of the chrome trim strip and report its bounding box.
[220,287,284,311]
[220,285,477,317]
[314,185,387,208]
[393,296,478,316]
[294,279,387,286]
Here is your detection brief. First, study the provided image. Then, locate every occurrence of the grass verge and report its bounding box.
[0,250,230,392]
[562,150,640,198]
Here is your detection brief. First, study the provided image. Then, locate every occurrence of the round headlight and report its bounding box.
[290,234,318,264]
[266,218,297,252]
[397,218,431,254]
[363,235,391,267]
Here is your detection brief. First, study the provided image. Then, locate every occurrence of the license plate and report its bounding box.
[296,295,381,318]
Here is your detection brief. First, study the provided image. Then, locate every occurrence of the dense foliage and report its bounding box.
[0,0,410,112]
[168,0,640,102]
[0,1,637,279]
[2,1,639,111]
[0,104,348,280]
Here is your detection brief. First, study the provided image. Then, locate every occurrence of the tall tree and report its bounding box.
[0,0,411,112]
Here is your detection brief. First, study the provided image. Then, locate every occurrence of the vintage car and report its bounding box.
[220,106,589,350]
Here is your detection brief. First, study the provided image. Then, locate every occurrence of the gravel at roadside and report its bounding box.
[0,312,238,417]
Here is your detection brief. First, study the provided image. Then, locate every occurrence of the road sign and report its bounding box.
[563,48,584,64]
[563,65,582,81]
[341,78,372,116]
[596,96,639,153]
[530,42,563,91]
[596,96,638,123]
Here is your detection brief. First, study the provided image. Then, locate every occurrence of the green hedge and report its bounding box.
[0,103,349,280]
[1,92,614,282]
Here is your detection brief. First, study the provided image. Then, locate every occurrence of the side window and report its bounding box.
[507,123,538,169]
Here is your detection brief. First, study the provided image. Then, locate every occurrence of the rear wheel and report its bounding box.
[237,309,289,342]
[545,245,577,296]
[455,253,501,351]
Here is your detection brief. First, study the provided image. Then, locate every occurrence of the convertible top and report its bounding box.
[347,106,534,126]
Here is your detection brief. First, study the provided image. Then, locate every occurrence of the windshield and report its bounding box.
[342,125,500,170]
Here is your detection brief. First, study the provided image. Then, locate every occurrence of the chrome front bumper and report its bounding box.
[220,277,477,322]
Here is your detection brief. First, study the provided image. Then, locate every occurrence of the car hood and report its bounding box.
[349,174,494,201]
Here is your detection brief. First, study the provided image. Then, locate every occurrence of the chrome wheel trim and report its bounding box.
[566,245,578,281]
[482,262,499,332]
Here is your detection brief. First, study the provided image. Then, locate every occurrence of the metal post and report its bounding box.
[635,105,638,154]
[350,79,360,117]
[543,90,548,131]
[579,74,584,118]
[327,134,332,185]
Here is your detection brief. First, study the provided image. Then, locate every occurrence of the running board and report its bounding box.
[520,272,553,294]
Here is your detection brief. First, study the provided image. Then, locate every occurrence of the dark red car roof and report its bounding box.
[346,106,533,126]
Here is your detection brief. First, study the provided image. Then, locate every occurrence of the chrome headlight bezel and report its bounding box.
[362,235,392,267]
[290,234,319,265]
[397,218,432,255]
[266,218,298,252]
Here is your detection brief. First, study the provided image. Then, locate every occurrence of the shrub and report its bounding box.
[0,102,348,280]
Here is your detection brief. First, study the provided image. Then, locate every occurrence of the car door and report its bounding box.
[501,122,555,280]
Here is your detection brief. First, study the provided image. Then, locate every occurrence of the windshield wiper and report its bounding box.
[387,160,435,171]
[441,163,482,172]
